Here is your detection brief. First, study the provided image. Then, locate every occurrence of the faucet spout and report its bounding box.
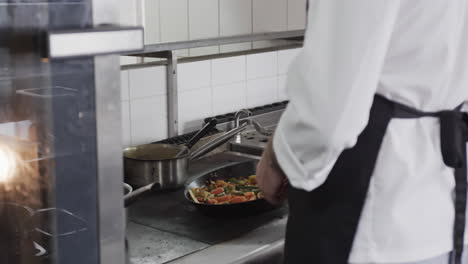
[234,109,252,128]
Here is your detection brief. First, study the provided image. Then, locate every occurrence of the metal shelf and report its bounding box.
[123,30,305,137]
[126,30,304,57]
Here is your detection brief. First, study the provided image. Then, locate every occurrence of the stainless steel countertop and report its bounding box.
[167,218,286,264]
[127,222,209,264]
[128,217,287,264]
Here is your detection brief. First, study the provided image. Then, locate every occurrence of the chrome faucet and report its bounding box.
[233,109,274,137]
[234,109,252,128]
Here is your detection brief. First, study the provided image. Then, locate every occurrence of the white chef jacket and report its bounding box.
[274,0,468,263]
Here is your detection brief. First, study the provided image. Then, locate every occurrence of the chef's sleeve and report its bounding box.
[273,0,402,191]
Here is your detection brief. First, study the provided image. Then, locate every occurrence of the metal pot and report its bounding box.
[124,144,189,189]
[124,122,248,189]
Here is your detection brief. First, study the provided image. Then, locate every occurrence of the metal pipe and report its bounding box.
[166,51,179,137]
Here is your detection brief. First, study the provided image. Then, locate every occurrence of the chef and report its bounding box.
[256,1,468,264]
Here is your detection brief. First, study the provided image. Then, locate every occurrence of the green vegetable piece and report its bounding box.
[229,178,240,184]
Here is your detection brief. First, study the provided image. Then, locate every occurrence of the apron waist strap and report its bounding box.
[376,95,467,167]
[376,94,468,264]
[376,94,463,118]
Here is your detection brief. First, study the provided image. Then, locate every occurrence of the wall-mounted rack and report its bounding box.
[124,30,305,137]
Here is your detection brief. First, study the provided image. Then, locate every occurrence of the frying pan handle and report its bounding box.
[124,183,160,207]
[189,122,248,161]
[186,118,218,150]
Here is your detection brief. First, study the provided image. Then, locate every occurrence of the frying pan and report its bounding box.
[184,160,278,217]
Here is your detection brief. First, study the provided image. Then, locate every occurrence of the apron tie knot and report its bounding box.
[439,111,467,169]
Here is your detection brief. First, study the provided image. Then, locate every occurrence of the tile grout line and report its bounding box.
[125,70,133,146]
[187,0,190,56]
[158,0,162,43]
[250,0,254,50]
[245,51,249,108]
[125,71,134,146]
[217,0,221,54]
[210,57,215,117]
[122,101,131,148]
[276,49,280,101]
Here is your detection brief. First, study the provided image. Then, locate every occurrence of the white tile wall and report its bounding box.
[121,101,132,147]
[121,48,298,144]
[288,0,307,30]
[212,56,246,85]
[178,60,211,92]
[277,74,288,101]
[121,0,306,44]
[119,0,138,26]
[188,0,219,56]
[212,82,247,115]
[246,51,277,80]
[189,0,219,39]
[144,0,160,44]
[128,66,167,99]
[121,71,130,101]
[117,0,308,144]
[219,0,252,36]
[118,0,142,66]
[159,0,188,42]
[253,0,288,33]
[130,96,168,145]
[119,0,307,65]
[278,48,300,74]
[246,77,278,108]
[178,87,212,133]
[218,0,253,54]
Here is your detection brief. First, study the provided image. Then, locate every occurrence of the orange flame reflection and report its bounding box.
[0,145,17,183]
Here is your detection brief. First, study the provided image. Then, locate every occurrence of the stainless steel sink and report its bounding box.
[229,125,276,156]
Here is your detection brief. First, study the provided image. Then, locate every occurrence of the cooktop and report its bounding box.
[127,153,288,245]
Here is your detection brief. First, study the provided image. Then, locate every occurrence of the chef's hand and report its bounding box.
[256,138,288,205]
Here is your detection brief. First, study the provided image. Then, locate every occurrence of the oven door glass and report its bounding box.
[0,1,103,264]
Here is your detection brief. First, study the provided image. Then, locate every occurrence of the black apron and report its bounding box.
[284,95,468,264]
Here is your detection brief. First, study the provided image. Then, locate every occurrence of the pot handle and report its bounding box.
[124,183,160,207]
[189,122,248,161]
[174,119,218,158]
[185,118,218,150]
